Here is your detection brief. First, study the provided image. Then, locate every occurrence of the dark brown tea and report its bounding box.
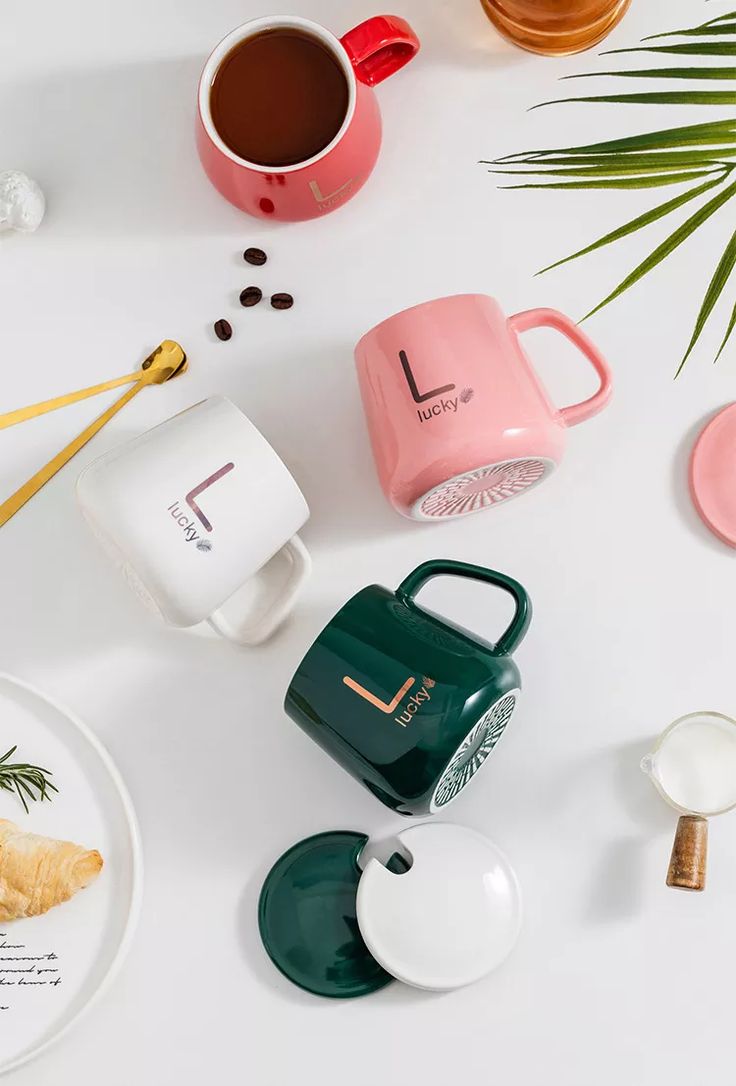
[210,29,350,168]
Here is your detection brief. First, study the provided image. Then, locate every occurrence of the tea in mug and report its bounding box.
[209,28,350,167]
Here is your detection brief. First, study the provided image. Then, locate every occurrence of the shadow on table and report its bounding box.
[0,0,524,240]
[0,331,434,677]
[225,337,441,552]
[0,57,239,239]
[584,740,674,925]
[585,836,651,924]
[0,450,175,660]
[613,739,673,832]
[317,0,523,69]
[236,864,319,1008]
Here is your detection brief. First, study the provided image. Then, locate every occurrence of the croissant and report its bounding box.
[0,819,103,922]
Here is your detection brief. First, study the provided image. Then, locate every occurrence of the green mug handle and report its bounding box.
[396,559,531,656]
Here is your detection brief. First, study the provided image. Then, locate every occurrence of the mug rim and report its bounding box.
[198,14,358,175]
[355,294,501,356]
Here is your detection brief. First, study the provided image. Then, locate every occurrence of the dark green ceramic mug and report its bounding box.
[284,559,531,815]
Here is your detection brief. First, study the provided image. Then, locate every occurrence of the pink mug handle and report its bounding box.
[341,15,420,87]
[507,308,613,427]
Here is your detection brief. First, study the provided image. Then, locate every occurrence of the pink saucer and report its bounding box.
[690,403,736,547]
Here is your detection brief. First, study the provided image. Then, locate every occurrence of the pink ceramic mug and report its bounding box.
[196,14,419,222]
[355,294,613,520]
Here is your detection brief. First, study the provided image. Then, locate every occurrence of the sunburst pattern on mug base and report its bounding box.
[430,691,518,812]
[415,458,551,519]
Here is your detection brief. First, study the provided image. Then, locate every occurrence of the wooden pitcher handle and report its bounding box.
[667,815,708,892]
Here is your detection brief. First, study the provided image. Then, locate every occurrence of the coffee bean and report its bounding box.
[214,318,232,341]
[244,247,267,266]
[240,286,263,307]
[271,292,294,310]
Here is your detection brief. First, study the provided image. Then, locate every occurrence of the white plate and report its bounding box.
[0,673,142,1075]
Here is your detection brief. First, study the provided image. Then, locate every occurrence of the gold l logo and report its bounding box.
[310,179,354,205]
[342,675,416,713]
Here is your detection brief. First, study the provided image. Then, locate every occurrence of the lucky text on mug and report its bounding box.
[343,673,437,727]
[166,461,236,552]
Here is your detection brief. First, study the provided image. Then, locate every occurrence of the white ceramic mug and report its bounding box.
[76,396,311,645]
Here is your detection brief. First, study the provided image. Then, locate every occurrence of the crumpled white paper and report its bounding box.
[0,171,45,232]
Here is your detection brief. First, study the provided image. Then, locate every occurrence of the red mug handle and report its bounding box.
[507,308,613,427]
[341,15,420,87]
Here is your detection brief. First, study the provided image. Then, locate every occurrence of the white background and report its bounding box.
[2,1,736,1082]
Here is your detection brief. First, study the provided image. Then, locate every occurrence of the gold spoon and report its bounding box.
[0,340,187,529]
[0,340,186,429]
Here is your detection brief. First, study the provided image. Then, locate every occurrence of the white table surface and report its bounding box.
[2,0,735,1082]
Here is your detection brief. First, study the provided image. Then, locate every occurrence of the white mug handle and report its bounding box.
[207,535,311,646]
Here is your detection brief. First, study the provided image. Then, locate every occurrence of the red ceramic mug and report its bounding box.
[196,15,420,222]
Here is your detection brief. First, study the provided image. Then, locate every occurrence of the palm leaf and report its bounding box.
[582,178,736,321]
[604,43,736,56]
[499,170,721,191]
[491,4,736,371]
[538,173,727,274]
[643,11,736,39]
[533,92,736,109]
[496,163,726,177]
[645,24,736,41]
[491,120,736,161]
[714,297,736,359]
[565,67,736,80]
[496,150,734,169]
[676,225,736,373]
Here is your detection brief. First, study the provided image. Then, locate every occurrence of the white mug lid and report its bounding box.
[357,823,522,991]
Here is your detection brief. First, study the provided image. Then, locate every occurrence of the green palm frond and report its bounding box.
[582,176,736,322]
[645,24,736,39]
[498,170,723,191]
[605,41,736,55]
[489,5,736,374]
[537,172,727,274]
[677,224,736,373]
[490,120,736,161]
[643,13,736,39]
[534,91,736,109]
[606,42,736,55]
[715,297,736,360]
[565,67,736,80]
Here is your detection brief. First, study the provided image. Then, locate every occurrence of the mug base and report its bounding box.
[430,690,519,812]
[411,457,554,520]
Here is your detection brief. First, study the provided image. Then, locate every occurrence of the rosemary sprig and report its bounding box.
[0,746,58,814]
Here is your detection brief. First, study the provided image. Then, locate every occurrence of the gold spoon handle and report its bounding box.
[0,380,145,529]
[0,371,143,430]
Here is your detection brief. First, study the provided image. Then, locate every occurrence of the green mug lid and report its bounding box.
[258,831,395,999]
[259,825,521,998]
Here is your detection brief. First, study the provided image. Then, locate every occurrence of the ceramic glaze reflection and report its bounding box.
[647,713,736,815]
